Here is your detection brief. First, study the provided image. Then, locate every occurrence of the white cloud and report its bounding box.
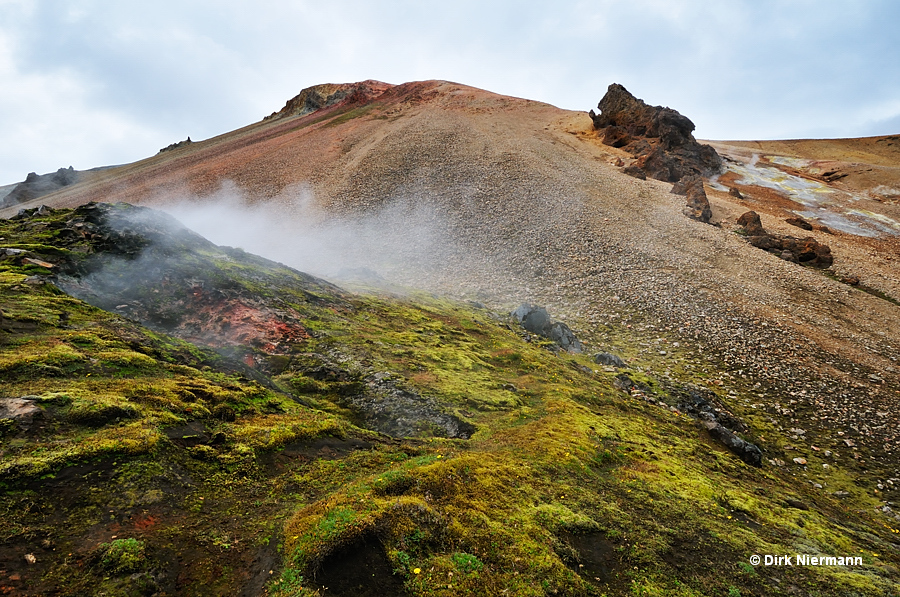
[0,31,164,182]
[0,0,898,183]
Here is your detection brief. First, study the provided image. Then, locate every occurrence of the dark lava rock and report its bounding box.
[679,175,712,223]
[511,304,583,353]
[785,498,809,510]
[669,384,762,467]
[785,216,813,231]
[589,83,722,182]
[593,352,627,368]
[612,372,651,394]
[705,421,763,467]
[337,374,475,439]
[623,164,647,180]
[2,167,80,207]
[737,211,832,268]
[675,385,746,433]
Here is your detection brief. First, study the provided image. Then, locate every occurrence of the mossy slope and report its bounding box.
[0,205,897,596]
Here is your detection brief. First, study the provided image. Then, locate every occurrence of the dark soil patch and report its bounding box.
[560,531,618,585]
[260,437,374,474]
[310,534,408,597]
[163,420,210,447]
[238,535,282,597]
[660,537,705,572]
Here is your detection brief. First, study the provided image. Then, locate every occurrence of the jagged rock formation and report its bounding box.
[674,386,763,467]
[590,83,722,182]
[265,80,394,120]
[159,137,192,153]
[737,211,833,268]
[1,167,80,207]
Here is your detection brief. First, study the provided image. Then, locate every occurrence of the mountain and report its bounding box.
[1,81,899,596]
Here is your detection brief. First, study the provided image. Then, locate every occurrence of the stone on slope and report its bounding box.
[737,211,833,268]
[0,397,43,427]
[512,303,583,353]
[679,175,712,223]
[593,352,627,368]
[704,421,763,467]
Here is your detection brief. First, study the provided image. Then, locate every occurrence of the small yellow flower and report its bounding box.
[413,568,421,575]
[436,455,442,459]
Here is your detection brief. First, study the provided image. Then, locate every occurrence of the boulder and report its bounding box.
[589,83,722,182]
[736,211,766,236]
[511,303,583,353]
[679,175,712,223]
[593,352,627,368]
[785,216,813,231]
[0,396,43,427]
[705,421,763,467]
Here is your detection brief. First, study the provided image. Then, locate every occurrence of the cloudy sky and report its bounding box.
[1,0,898,184]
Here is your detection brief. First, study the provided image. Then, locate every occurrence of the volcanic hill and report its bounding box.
[1,80,900,596]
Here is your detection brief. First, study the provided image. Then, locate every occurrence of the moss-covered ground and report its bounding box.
[1,206,898,596]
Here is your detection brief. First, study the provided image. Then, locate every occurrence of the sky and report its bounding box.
[1,0,899,185]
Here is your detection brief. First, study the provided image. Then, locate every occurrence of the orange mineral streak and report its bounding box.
[176,292,310,354]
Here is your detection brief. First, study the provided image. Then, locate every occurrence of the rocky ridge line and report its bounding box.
[265,80,395,121]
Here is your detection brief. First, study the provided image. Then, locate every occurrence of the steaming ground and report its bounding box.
[5,80,900,482]
[165,169,900,486]
[160,182,479,287]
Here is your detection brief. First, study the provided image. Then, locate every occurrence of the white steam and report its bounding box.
[159,180,469,287]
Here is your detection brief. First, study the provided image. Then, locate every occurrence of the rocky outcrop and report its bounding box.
[511,303,582,353]
[704,421,763,467]
[0,396,43,429]
[1,167,80,207]
[590,84,722,183]
[339,373,476,439]
[737,211,833,268]
[265,80,394,120]
[159,137,192,153]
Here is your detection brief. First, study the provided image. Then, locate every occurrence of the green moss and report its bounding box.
[2,207,898,596]
[99,537,146,574]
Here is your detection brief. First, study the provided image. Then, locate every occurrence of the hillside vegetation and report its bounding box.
[1,204,898,596]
